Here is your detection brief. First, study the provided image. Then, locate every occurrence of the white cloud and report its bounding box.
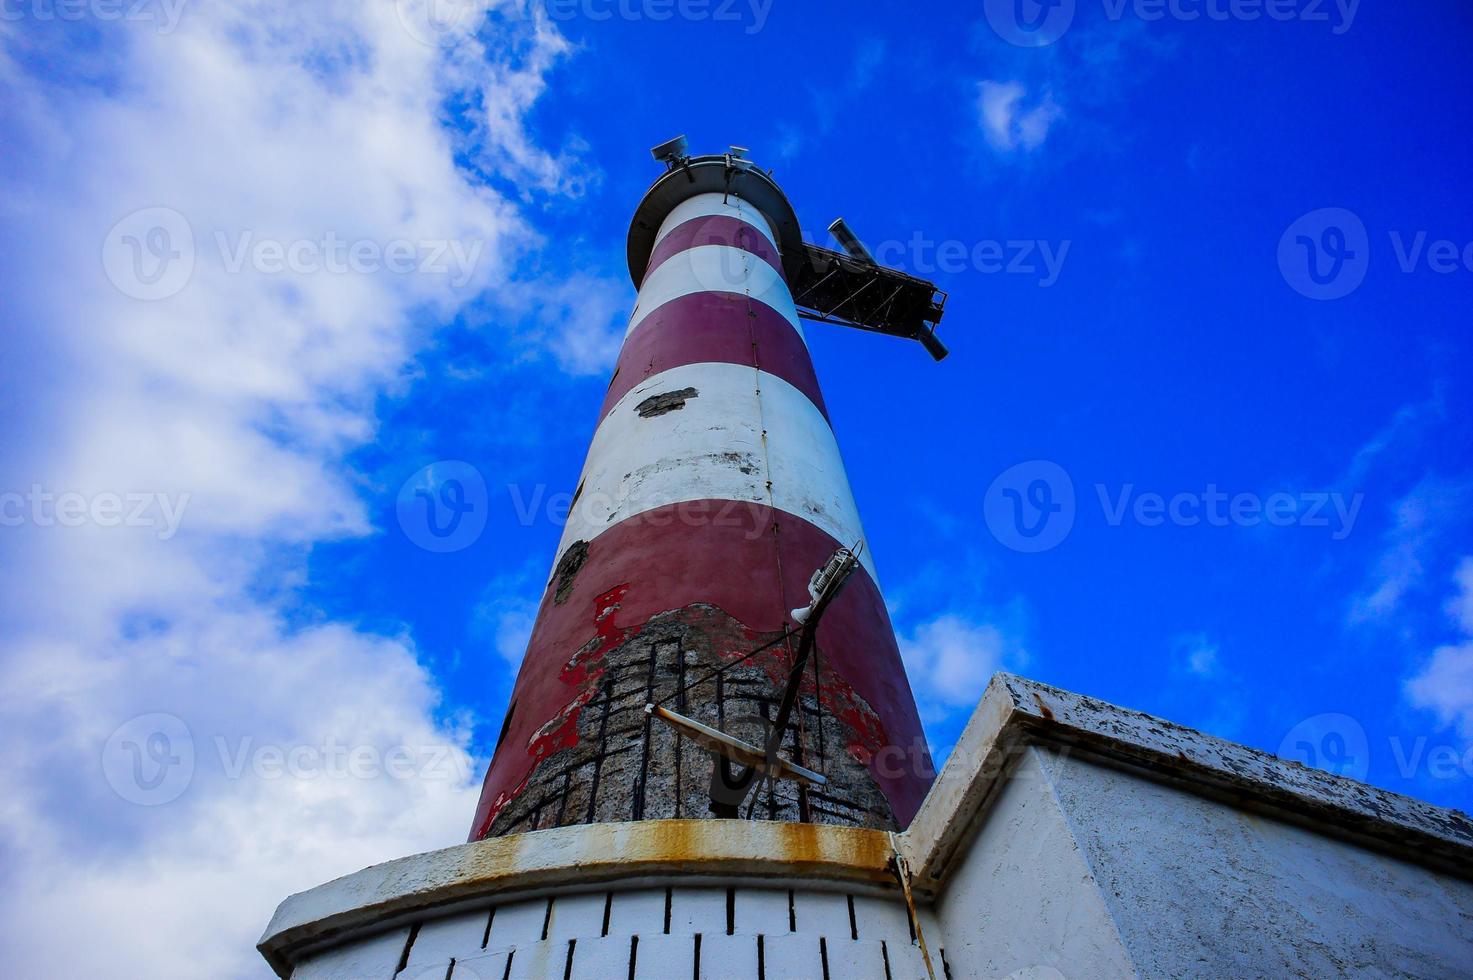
[977,80,1061,153]
[899,613,1026,721]
[1405,558,1473,738]
[0,2,589,977]
[532,272,630,375]
[472,571,542,668]
[1349,479,1469,623]
[1174,633,1221,678]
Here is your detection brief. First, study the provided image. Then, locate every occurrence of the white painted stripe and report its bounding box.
[625,244,803,340]
[654,191,779,251]
[556,361,877,581]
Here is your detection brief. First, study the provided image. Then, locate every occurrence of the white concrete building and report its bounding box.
[259,674,1473,978]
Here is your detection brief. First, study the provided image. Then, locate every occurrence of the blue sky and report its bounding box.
[2,1,1471,975]
[313,1,1473,798]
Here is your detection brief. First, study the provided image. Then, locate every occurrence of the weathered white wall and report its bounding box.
[932,747,1136,979]
[292,883,936,980]
[269,675,1473,979]
[937,745,1473,979]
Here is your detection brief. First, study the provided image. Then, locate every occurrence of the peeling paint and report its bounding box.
[486,600,900,838]
[552,540,589,605]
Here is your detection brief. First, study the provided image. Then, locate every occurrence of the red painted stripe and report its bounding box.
[644,214,785,284]
[600,291,829,423]
[469,500,932,841]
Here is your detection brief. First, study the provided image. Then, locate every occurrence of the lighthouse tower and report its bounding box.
[470,144,933,841]
[262,140,1473,980]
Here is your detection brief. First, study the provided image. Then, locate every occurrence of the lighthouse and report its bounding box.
[260,142,1473,980]
[469,141,940,841]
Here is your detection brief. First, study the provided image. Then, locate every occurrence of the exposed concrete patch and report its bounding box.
[636,387,699,418]
[552,540,589,605]
[485,603,898,839]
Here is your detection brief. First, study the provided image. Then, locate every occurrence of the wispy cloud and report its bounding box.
[471,568,545,669]
[1349,478,1472,624]
[1173,632,1221,679]
[977,79,1061,153]
[772,37,887,161]
[1337,389,1446,490]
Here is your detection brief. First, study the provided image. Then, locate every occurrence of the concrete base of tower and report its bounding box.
[260,674,1473,979]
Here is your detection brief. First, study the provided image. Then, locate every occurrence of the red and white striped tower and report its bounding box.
[471,147,932,840]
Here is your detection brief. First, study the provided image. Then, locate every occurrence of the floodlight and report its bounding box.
[650,134,689,166]
[828,218,877,266]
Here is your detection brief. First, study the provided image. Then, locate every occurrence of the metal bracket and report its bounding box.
[645,704,826,787]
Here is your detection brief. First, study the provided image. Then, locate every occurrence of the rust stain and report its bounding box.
[1032,692,1055,721]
